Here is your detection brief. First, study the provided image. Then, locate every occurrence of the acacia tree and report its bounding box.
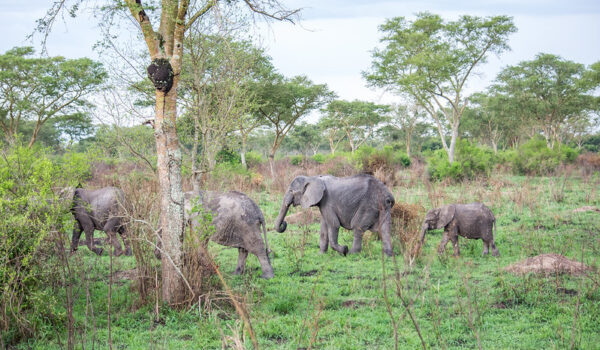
[492,54,600,148]
[257,75,333,177]
[0,47,105,147]
[388,103,426,157]
[38,0,297,305]
[317,112,346,154]
[364,13,516,163]
[321,99,389,153]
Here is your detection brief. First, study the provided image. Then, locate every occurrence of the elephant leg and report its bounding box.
[437,230,450,255]
[450,234,460,256]
[79,217,102,255]
[490,239,500,256]
[349,228,363,254]
[482,239,490,256]
[119,226,132,256]
[71,220,83,252]
[104,218,123,256]
[319,223,329,253]
[249,247,274,279]
[234,248,248,275]
[327,224,348,256]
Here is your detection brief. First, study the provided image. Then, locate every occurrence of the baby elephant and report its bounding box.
[420,202,498,256]
[184,190,274,279]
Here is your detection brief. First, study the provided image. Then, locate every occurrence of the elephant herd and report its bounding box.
[68,174,499,279]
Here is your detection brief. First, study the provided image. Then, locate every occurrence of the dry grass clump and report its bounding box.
[285,208,321,227]
[577,152,600,176]
[504,254,593,276]
[390,202,426,264]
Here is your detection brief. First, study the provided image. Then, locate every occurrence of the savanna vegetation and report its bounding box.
[1,1,599,349]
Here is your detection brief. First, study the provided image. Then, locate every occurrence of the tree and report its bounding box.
[38,0,297,306]
[321,99,389,153]
[317,112,346,154]
[179,30,271,188]
[284,121,323,156]
[0,47,105,147]
[388,103,426,157]
[492,54,600,148]
[364,13,516,163]
[257,75,333,177]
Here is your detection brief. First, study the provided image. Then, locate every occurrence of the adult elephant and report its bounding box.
[274,174,395,256]
[70,186,131,256]
[182,190,274,279]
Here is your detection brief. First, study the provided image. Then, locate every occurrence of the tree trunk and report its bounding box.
[448,124,459,164]
[240,134,248,169]
[268,153,275,178]
[155,87,185,304]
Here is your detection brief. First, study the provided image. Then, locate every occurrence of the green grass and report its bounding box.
[18,174,600,349]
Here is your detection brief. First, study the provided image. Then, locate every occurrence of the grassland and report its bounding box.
[19,173,600,349]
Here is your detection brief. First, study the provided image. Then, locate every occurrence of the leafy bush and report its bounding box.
[216,148,241,165]
[290,155,304,166]
[504,137,579,175]
[0,144,91,345]
[352,145,411,172]
[244,151,263,168]
[311,153,326,164]
[427,139,496,181]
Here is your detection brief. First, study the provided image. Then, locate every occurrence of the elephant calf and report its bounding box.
[183,190,274,279]
[70,186,131,256]
[420,202,498,256]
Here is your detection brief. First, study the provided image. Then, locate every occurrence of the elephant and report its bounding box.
[274,174,395,256]
[183,190,274,279]
[420,202,499,256]
[70,186,132,256]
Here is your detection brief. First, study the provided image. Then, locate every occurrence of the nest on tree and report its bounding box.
[147,58,174,93]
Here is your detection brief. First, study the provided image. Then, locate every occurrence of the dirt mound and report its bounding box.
[572,206,600,213]
[504,254,593,276]
[285,208,321,226]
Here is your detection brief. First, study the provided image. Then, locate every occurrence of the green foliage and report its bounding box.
[0,143,91,345]
[244,151,264,168]
[311,153,326,164]
[216,148,241,165]
[352,145,411,171]
[504,137,579,175]
[427,139,496,181]
[290,154,304,166]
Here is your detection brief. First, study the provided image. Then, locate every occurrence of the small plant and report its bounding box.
[427,139,496,181]
[290,154,304,166]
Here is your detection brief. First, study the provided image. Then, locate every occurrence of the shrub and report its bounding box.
[0,144,91,345]
[244,151,263,168]
[290,154,304,166]
[427,139,496,181]
[506,137,579,175]
[311,153,326,164]
[216,148,241,165]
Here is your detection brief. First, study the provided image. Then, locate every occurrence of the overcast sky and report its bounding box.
[2,0,599,108]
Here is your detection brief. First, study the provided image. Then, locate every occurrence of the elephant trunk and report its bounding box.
[274,192,293,233]
[419,223,428,245]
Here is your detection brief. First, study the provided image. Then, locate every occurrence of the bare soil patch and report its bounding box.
[504,254,593,276]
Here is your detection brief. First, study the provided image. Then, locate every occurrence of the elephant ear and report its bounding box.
[300,178,325,209]
[437,205,456,229]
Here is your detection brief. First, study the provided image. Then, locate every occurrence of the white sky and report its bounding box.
[2,0,600,112]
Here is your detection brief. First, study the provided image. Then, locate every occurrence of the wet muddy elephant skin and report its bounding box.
[70,186,131,256]
[274,174,395,256]
[420,202,499,256]
[184,190,274,279]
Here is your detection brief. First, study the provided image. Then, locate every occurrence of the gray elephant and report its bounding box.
[420,202,499,256]
[183,190,274,279]
[274,174,395,256]
[70,186,132,256]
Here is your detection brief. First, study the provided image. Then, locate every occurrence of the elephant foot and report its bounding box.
[492,250,500,257]
[260,271,274,279]
[349,247,361,254]
[383,248,393,257]
[340,245,349,256]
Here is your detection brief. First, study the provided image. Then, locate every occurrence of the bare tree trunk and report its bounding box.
[240,133,248,169]
[268,153,275,178]
[155,88,185,304]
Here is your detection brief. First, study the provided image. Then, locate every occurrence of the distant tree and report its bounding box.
[257,75,333,177]
[321,100,389,153]
[364,13,516,163]
[0,47,105,147]
[284,121,323,156]
[317,112,346,154]
[492,54,600,148]
[388,103,427,157]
